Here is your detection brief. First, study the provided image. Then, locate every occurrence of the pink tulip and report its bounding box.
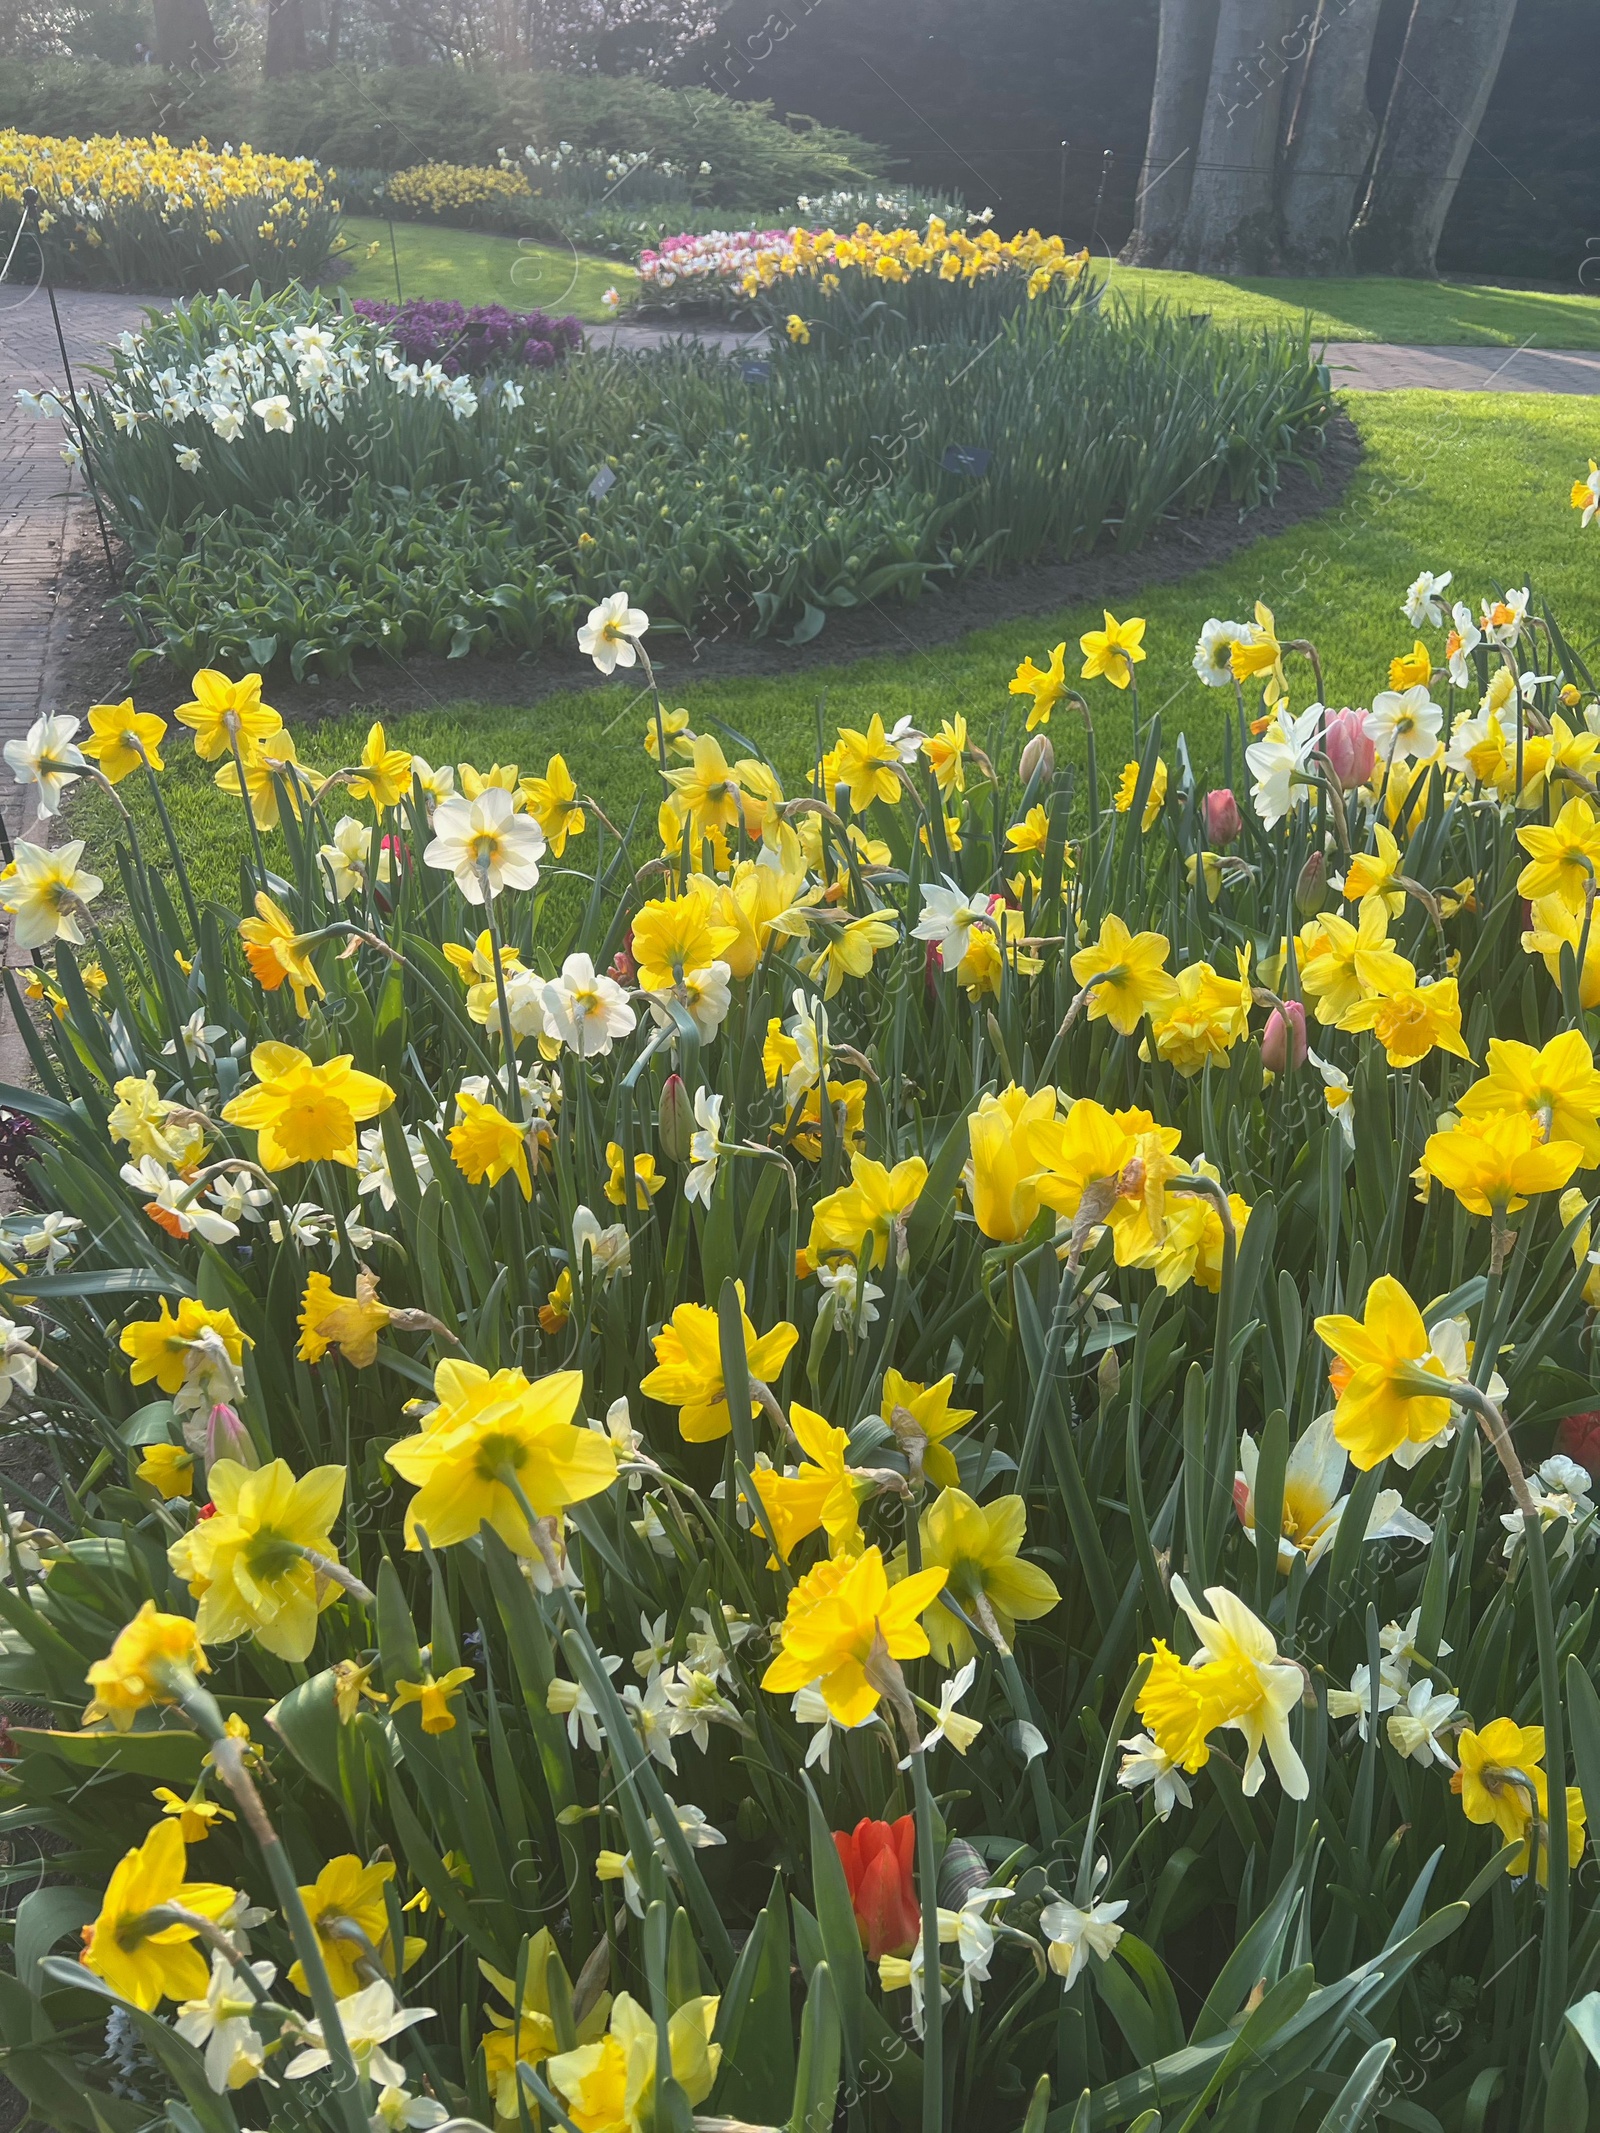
[1203,788,1242,845]
[1321,707,1375,790]
[185,1402,258,1474]
[1261,1000,1308,1073]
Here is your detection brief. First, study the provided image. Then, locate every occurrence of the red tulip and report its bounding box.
[833,1816,920,1959]
[1559,1411,1600,1482]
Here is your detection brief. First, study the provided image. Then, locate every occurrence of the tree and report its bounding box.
[1351,0,1522,275]
[1120,0,1527,277]
[151,0,221,67]
[264,0,310,72]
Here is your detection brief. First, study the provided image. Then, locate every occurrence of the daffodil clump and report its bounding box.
[4,570,1600,2130]
[0,127,338,292]
[384,161,532,220]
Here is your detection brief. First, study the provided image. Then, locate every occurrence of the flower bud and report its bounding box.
[1019,732,1055,787]
[1320,706,1375,791]
[658,1071,692,1163]
[1203,788,1241,845]
[1097,1345,1120,1408]
[1295,850,1329,916]
[184,1402,258,1474]
[1261,1000,1308,1073]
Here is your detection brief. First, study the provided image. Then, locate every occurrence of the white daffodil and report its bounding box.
[622,1669,680,1773]
[1445,602,1483,689]
[1480,587,1530,645]
[663,1666,744,1752]
[1501,1456,1596,1563]
[1378,1607,1451,1686]
[541,952,637,1056]
[912,879,988,971]
[2,839,104,947]
[1117,1731,1192,1820]
[120,1155,240,1244]
[911,1659,983,1763]
[318,815,391,900]
[1403,569,1452,629]
[572,1203,631,1286]
[284,1979,433,2086]
[1518,668,1559,705]
[1246,702,1325,829]
[547,1655,622,1751]
[18,1210,82,1268]
[1192,617,1251,687]
[162,1009,226,1065]
[634,1609,674,1675]
[371,2087,448,2131]
[1039,1885,1128,1988]
[878,1934,946,2037]
[1575,464,1600,530]
[816,1260,883,1336]
[650,959,731,1044]
[174,443,202,472]
[684,1089,723,1207]
[268,1200,336,1250]
[577,590,649,673]
[1386,1678,1460,1768]
[1305,1049,1355,1146]
[3,714,85,816]
[175,1951,275,2093]
[592,1395,645,1479]
[356,1123,431,1210]
[946,1885,1017,2009]
[655,1798,726,1853]
[2,1505,60,1577]
[886,715,926,764]
[1326,1661,1403,1739]
[423,787,545,903]
[208,1173,272,1226]
[1234,1412,1431,1571]
[1364,685,1443,764]
[409,755,456,806]
[0,1319,40,1409]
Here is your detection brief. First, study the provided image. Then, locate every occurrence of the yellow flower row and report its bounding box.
[0,129,328,220]
[738,215,1091,297]
[385,161,532,216]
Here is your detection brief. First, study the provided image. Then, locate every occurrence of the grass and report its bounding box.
[1102,264,1600,348]
[329,213,634,325]
[85,391,1600,904]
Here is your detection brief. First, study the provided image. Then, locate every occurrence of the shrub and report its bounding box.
[52,283,1329,677]
[0,579,1596,2129]
[0,127,338,294]
[0,60,882,212]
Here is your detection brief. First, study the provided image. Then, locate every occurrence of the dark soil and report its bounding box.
[51,410,1362,729]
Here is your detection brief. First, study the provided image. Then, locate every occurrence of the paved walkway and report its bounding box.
[1324,340,1600,393]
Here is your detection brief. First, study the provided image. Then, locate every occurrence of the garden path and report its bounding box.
[1324,341,1600,393]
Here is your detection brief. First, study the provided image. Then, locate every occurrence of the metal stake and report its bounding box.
[21,187,119,582]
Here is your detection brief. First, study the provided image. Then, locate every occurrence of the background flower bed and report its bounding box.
[0,127,339,295]
[2,571,1600,2128]
[61,279,1329,680]
[349,299,582,375]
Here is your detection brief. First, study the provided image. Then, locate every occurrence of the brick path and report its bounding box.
[1324,340,1600,393]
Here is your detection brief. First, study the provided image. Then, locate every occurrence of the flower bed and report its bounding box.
[40,283,1328,676]
[0,127,339,294]
[349,298,582,375]
[0,575,1597,2128]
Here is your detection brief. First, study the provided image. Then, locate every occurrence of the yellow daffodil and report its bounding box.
[1515,796,1600,911]
[520,754,586,855]
[833,716,905,810]
[152,1783,233,1844]
[1009,642,1068,730]
[349,721,413,811]
[290,1855,419,1996]
[238,892,324,1014]
[1144,1168,1250,1294]
[1454,1718,1586,1883]
[168,1457,348,1661]
[1388,640,1432,690]
[1070,913,1178,1035]
[1079,610,1146,690]
[221,1041,393,1170]
[1341,826,1405,916]
[480,1932,611,2119]
[174,669,281,760]
[605,1141,664,1208]
[1459,1031,1600,1163]
[1113,756,1166,831]
[392,1665,476,1734]
[909,1488,1060,1666]
[1006,804,1051,861]
[1147,954,1253,1076]
[1339,976,1472,1069]
[751,1403,866,1562]
[80,697,166,782]
[808,908,900,999]
[1423,1109,1582,1217]
[215,731,318,831]
[450,1090,533,1199]
[923,717,967,798]
[387,1358,617,1550]
[1314,1275,1454,1468]
[761,1544,946,1724]
[83,1601,208,1730]
[1230,601,1288,707]
[120,1298,249,1397]
[296,1269,391,1367]
[82,1820,237,2010]
[1135,1579,1307,1797]
[878,1368,975,1488]
[630,886,739,991]
[549,1991,721,2133]
[1299,900,1415,1026]
[966,1083,1056,1241]
[136,1442,195,1500]
[640,1287,798,1443]
[1524,891,1600,1008]
[806,1152,928,1269]
[666,733,745,840]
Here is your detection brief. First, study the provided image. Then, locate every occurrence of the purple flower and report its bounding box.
[351,298,581,377]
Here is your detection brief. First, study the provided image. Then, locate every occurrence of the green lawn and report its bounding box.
[329,214,635,325]
[86,391,1599,907]
[1102,263,1600,348]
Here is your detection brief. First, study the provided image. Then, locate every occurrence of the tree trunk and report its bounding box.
[1173,0,1299,274]
[264,0,310,73]
[1351,0,1521,276]
[1119,0,1220,268]
[1276,0,1387,274]
[151,0,221,69]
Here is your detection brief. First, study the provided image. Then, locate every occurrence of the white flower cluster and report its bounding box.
[635,227,797,292]
[502,139,700,181]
